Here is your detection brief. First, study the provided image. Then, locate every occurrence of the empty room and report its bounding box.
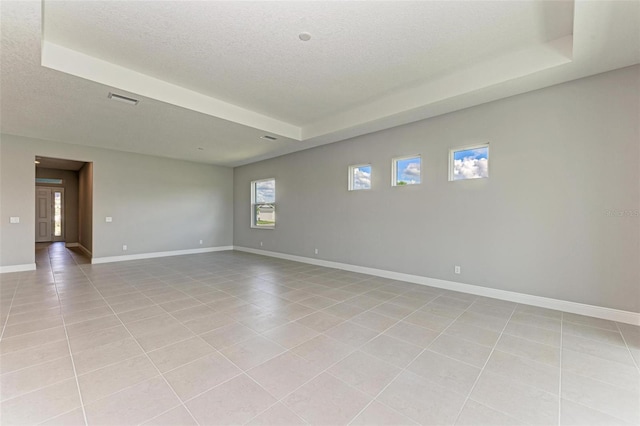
[0,1,638,425]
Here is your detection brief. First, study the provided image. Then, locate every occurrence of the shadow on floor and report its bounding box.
[35,241,90,270]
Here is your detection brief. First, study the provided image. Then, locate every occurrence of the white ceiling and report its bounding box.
[43,1,574,125]
[1,1,639,167]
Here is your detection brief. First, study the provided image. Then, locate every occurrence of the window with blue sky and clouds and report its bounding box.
[350,165,371,190]
[451,145,489,180]
[255,179,275,203]
[394,156,421,186]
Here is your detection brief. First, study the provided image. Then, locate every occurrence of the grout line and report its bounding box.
[559,338,637,367]
[345,297,484,425]
[35,407,84,425]
[137,403,198,426]
[1,372,81,408]
[500,328,563,349]
[495,329,561,349]
[243,294,456,424]
[0,349,73,377]
[560,327,630,348]
[159,272,365,394]
[558,311,564,425]
[615,321,640,373]
[0,274,23,341]
[46,244,90,426]
[71,249,203,426]
[1,321,65,340]
[556,396,635,424]
[563,318,622,332]
[450,301,517,425]
[444,306,577,425]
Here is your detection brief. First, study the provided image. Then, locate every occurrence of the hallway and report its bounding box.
[35,242,91,271]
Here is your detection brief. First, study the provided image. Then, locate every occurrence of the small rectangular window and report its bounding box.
[392,155,421,186]
[53,191,62,237]
[449,144,489,181]
[348,164,372,191]
[35,178,63,184]
[251,178,275,228]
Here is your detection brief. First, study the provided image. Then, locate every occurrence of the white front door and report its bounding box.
[35,187,64,242]
[35,188,52,242]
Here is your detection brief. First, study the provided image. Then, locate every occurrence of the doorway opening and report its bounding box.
[35,156,93,261]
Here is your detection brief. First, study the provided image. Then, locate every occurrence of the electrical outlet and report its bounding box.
[314,248,319,255]
[9,217,20,224]
[122,245,128,251]
[454,265,461,274]
[199,240,203,245]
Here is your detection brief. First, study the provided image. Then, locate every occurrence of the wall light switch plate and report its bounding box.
[10,217,20,224]
[105,217,113,223]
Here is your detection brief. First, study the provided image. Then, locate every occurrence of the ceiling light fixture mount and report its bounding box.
[108,92,139,106]
[298,32,311,42]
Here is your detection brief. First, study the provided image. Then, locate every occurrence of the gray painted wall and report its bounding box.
[0,135,234,266]
[35,167,79,244]
[78,162,93,253]
[234,66,640,312]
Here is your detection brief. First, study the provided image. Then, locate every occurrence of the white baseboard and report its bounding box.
[92,246,233,265]
[76,244,92,258]
[233,246,640,326]
[0,263,37,273]
[66,242,92,258]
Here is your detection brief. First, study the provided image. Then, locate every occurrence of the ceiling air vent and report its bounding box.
[108,92,139,106]
[260,135,278,141]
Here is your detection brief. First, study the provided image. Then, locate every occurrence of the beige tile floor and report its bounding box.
[0,243,638,425]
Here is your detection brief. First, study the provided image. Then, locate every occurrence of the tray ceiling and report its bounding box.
[1,1,638,166]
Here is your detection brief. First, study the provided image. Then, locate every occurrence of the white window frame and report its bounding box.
[448,143,490,182]
[391,155,421,187]
[348,164,372,191]
[251,178,276,229]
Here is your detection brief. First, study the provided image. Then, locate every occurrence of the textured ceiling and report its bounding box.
[43,1,574,125]
[1,1,639,167]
